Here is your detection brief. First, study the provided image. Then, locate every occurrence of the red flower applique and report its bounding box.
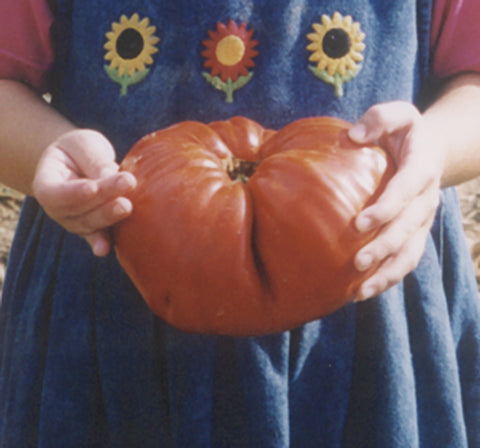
[202,20,259,102]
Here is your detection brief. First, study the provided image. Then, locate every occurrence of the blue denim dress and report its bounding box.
[1,1,479,446]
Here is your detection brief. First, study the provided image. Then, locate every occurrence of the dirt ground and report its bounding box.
[1,180,480,293]
[456,177,480,289]
[0,185,24,291]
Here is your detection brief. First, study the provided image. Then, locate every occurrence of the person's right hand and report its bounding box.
[32,129,137,257]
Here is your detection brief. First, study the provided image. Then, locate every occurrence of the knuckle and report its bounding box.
[72,214,99,236]
[32,176,52,207]
[57,217,79,235]
[398,241,424,275]
[33,185,48,207]
[365,104,388,127]
[421,170,441,193]
[374,204,398,225]
[366,101,420,127]
[404,256,420,274]
[378,265,406,292]
[429,190,441,212]
[375,234,403,260]
[78,202,123,235]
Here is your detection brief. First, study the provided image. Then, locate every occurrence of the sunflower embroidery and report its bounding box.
[104,13,160,96]
[202,20,259,103]
[307,12,365,97]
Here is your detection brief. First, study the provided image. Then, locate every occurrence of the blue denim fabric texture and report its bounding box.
[1,1,480,447]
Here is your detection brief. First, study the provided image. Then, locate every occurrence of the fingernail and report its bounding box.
[356,252,373,271]
[356,215,373,233]
[82,182,98,196]
[113,200,132,216]
[116,173,136,191]
[349,123,367,142]
[93,240,110,257]
[100,167,118,178]
[359,286,376,300]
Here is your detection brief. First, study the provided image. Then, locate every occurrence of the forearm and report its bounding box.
[423,72,480,188]
[0,79,76,195]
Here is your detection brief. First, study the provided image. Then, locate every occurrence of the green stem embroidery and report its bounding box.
[104,65,150,96]
[203,72,253,103]
[309,65,361,97]
[225,78,234,103]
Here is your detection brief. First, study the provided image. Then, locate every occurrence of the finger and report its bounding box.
[355,187,439,271]
[348,101,422,144]
[55,129,119,179]
[34,175,99,211]
[33,145,85,198]
[38,171,136,218]
[66,171,136,217]
[355,164,438,233]
[63,197,133,236]
[355,226,430,301]
[84,230,113,257]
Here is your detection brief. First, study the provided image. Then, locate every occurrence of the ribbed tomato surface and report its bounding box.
[114,116,394,335]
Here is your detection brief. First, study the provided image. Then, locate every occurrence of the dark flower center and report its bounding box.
[322,28,351,59]
[116,28,144,60]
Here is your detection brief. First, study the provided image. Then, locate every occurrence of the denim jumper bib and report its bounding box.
[1,1,480,447]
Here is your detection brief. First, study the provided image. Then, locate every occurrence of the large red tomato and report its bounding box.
[114,116,395,336]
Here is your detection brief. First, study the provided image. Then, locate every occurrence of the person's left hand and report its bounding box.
[348,101,446,301]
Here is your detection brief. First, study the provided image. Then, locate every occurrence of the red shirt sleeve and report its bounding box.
[0,0,54,92]
[431,0,480,80]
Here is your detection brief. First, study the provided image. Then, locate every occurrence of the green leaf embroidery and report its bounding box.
[203,72,254,103]
[309,65,361,97]
[104,65,150,96]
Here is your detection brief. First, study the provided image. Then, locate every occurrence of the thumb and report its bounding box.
[55,129,119,179]
[348,101,422,144]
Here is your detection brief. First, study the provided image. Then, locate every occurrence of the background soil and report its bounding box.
[0,186,24,291]
[1,180,480,294]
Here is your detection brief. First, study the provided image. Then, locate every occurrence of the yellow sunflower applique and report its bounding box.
[202,20,259,103]
[104,13,160,96]
[307,12,365,97]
